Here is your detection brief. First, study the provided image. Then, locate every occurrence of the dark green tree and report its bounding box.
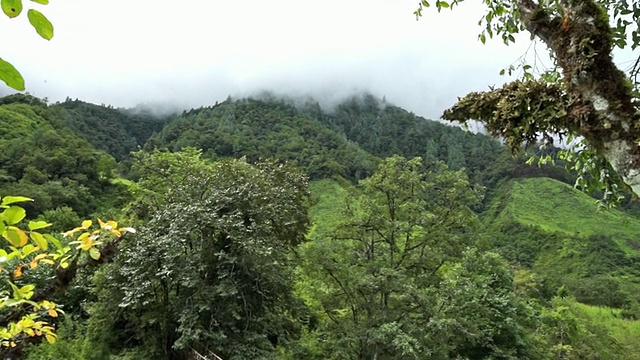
[87,149,311,360]
[299,156,534,359]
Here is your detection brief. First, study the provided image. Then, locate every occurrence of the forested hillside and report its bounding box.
[0,93,638,359]
[58,99,170,161]
[147,97,379,180]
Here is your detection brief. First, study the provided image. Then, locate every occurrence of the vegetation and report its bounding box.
[0,92,632,359]
[420,0,640,201]
[0,0,54,90]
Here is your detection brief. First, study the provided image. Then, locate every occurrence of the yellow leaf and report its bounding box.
[80,238,93,251]
[12,265,23,279]
[77,232,90,241]
[97,218,106,229]
[81,220,92,229]
[110,229,122,238]
[62,226,82,237]
[3,227,28,247]
[104,220,118,230]
[45,334,56,344]
[47,309,57,318]
[29,253,47,269]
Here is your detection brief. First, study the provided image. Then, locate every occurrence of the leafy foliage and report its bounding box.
[297,156,534,359]
[0,195,133,357]
[88,149,310,359]
[148,97,378,181]
[0,0,54,90]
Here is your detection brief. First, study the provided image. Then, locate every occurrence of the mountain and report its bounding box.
[0,94,121,217]
[57,99,170,161]
[147,96,379,180]
[145,93,519,191]
[485,177,640,310]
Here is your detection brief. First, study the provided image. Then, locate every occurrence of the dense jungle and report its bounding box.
[0,92,639,359]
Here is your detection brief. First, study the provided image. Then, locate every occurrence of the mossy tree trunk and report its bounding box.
[443,0,640,196]
[520,0,640,195]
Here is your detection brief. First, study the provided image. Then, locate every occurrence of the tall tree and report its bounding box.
[418,0,640,198]
[300,156,534,358]
[88,149,311,360]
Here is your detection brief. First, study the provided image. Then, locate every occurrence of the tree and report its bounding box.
[417,0,640,199]
[88,149,311,359]
[299,156,534,358]
[0,0,54,90]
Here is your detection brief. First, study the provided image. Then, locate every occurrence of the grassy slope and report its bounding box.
[486,177,640,254]
[482,177,640,351]
[307,178,354,240]
[573,302,640,358]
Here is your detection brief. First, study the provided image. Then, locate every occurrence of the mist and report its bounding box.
[1,0,542,119]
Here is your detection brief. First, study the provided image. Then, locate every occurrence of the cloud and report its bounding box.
[1,0,542,119]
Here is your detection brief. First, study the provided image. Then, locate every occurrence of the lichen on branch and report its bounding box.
[443,80,583,151]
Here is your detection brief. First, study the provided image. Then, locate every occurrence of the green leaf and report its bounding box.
[27,9,53,40]
[1,0,22,18]
[0,58,23,90]
[18,284,35,299]
[30,0,48,4]
[89,247,100,260]
[30,232,47,250]
[21,243,37,257]
[8,281,20,299]
[1,196,32,206]
[28,220,51,231]
[4,226,28,247]
[44,234,62,250]
[2,206,26,225]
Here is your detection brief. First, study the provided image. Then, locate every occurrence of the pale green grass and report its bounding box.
[493,178,640,254]
[307,178,352,240]
[573,302,640,358]
[110,177,134,187]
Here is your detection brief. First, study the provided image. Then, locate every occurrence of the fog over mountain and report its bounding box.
[1,0,550,119]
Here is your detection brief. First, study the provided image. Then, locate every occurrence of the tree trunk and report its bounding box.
[519,0,640,195]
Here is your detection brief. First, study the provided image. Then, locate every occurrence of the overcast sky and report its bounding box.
[0,0,551,119]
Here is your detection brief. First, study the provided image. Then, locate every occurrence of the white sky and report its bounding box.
[0,0,546,118]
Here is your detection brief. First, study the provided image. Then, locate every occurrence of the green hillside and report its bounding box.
[487,177,640,253]
[2,92,639,359]
[58,99,169,161]
[485,177,640,311]
[147,97,379,180]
